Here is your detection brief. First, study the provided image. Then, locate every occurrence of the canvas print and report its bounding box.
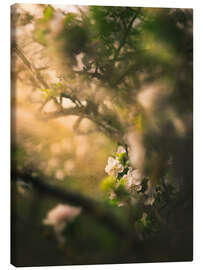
[11,4,193,267]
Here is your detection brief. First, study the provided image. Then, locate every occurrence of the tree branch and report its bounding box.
[11,43,65,111]
[12,43,49,89]
[39,104,123,142]
[113,8,141,62]
[12,168,129,237]
[12,167,149,261]
[12,44,124,142]
[39,107,85,120]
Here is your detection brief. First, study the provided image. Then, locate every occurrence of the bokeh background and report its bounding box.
[11,4,193,266]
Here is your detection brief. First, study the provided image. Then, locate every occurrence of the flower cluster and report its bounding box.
[105,156,124,177]
[104,146,146,205]
[103,145,180,240]
[103,146,161,207]
[123,167,142,192]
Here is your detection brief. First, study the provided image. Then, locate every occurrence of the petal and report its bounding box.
[117,146,126,154]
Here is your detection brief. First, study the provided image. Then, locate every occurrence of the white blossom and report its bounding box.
[43,204,81,243]
[116,146,126,154]
[109,191,116,200]
[105,156,124,177]
[124,167,142,191]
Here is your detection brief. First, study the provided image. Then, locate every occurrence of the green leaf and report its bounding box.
[109,197,119,206]
[117,152,127,166]
[119,178,126,187]
[100,176,116,191]
[33,29,47,46]
[115,184,128,199]
[43,5,54,22]
[40,88,53,99]
[64,13,77,27]
[40,88,50,93]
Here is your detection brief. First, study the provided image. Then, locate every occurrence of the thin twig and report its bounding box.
[113,8,141,62]
[12,43,49,89]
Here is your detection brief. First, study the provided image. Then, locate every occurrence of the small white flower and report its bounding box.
[124,167,142,190]
[117,146,126,154]
[105,156,124,177]
[43,204,81,243]
[109,191,116,200]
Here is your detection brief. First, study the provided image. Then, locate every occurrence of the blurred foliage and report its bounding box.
[11,4,193,266]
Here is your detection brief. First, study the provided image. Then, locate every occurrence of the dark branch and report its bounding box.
[113,8,141,62]
[11,168,148,261]
[12,169,127,236]
[39,106,84,120]
[12,44,124,142]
